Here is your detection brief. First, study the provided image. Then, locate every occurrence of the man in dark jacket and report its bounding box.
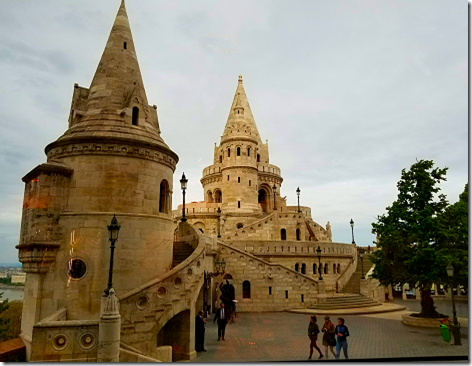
[214,302,229,341]
[335,317,349,359]
[195,310,207,352]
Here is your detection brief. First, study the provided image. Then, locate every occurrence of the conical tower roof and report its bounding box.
[86,0,148,113]
[221,76,262,144]
[46,1,177,162]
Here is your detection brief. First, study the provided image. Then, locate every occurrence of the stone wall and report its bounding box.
[217,242,320,312]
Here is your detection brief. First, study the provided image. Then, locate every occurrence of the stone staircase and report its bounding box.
[308,293,381,310]
[308,254,380,310]
[172,241,194,268]
[340,254,373,294]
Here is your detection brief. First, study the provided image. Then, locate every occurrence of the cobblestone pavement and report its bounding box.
[194,312,468,362]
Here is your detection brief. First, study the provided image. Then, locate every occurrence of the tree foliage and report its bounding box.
[370,160,452,317]
[0,292,23,342]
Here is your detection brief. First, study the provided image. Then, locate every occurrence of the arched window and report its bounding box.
[219,155,222,163]
[296,228,301,241]
[132,106,139,126]
[159,180,169,213]
[243,281,251,298]
[281,229,286,241]
[337,263,341,274]
[301,263,306,274]
[237,223,244,229]
[295,263,299,272]
[237,147,241,156]
[313,263,317,275]
[214,189,222,203]
[333,263,336,274]
[207,191,214,203]
[257,154,260,162]
[247,147,250,157]
[228,148,231,157]
[324,263,328,274]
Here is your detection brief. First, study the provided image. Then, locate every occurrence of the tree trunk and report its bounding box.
[419,287,439,318]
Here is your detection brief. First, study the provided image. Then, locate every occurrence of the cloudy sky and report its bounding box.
[0,0,467,264]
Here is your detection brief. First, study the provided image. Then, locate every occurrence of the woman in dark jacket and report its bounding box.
[321,316,336,358]
[307,315,323,359]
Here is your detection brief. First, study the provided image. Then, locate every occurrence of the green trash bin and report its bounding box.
[440,324,451,343]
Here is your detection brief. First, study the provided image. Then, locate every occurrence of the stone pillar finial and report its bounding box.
[97,288,121,362]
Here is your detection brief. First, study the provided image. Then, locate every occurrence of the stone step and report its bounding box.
[325,297,374,303]
[310,302,382,310]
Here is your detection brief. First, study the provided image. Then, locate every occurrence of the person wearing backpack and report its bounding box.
[321,316,336,358]
[307,315,323,359]
[335,317,350,359]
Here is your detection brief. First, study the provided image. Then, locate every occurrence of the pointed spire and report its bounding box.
[222,75,262,143]
[86,0,149,117]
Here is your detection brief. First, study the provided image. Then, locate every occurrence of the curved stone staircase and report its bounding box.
[310,253,381,310]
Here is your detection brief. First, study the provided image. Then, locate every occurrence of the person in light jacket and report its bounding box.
[321,316,336,358]
[307,315,323,359]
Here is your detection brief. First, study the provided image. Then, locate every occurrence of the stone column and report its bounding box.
[97,288,121,362]
[388,285,393,300]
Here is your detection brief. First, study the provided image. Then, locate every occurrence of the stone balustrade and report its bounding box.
[30,308,99,362]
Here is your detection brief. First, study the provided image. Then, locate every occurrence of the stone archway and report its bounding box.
[156,309,191,362]
[258,184,272,213]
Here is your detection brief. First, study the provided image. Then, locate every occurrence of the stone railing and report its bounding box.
[118,221,211,361]
[360,264,384,302]
[257,163,281,176]
[30,308,99,362]
[224,212,277,240]
[202,164,223,177]
[335,243,358,292]
[217,241,323,311]
[242,241,355,256]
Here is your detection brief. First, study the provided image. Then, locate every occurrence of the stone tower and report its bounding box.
[201,76,284,230]
[17,0,178,350]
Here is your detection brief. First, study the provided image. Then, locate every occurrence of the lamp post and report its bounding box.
[446,264,461,345]
[359,248,365,279]
[104,215,121,296]
[272,184,277,210]
[217,207,221,238]
[203,258,226,318]
[350,218,355,244]
[316,245,323,281]
[180,173,188,222]
[296,187,301,213]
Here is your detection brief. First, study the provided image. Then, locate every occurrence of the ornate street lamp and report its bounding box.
[359,248,365,279]
[272,184,277,210]
[350,218,355,244]
[203,257,226,318]
[217,207,222,238]
[180,173,188,222]
[296,187,301,213]
[104,215,121,296]
[316,245,323,281]
[446,264,461,345]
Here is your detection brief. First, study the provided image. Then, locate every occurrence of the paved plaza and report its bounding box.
[194,305,468,362]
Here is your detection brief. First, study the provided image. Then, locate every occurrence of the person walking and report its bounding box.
[307,315,323,360]
[321,316,336,358]
[214,302,229,341]
[195,310,207,352]
[335,317,349,359]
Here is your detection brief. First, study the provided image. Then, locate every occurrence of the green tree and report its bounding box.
[371,160,448,317]
[437,183,468,289]
[0,300,23,342]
